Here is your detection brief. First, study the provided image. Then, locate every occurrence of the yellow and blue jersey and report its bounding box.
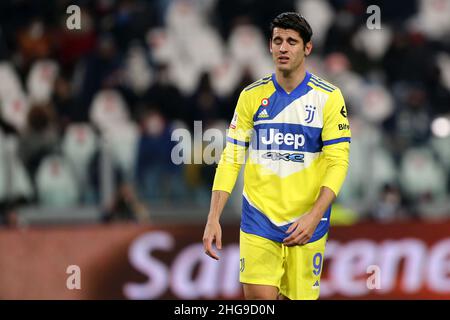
[213,71,351,243]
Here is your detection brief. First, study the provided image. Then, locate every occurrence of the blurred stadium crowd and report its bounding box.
[0,0,449,226]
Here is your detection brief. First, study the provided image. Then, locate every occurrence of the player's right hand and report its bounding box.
[202,220,222,260]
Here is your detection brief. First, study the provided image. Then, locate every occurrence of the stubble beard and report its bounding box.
[276,57,303,78]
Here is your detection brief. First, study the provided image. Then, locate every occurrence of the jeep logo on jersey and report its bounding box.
[305,105,316,124]
[260,129,305,150]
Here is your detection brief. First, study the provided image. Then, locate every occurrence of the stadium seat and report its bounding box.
[352,25,393,61]
[371,146,398,192]
[146,28,175,65]
[431,135,450,170]
[338,117,385,211]
[166,0,204,34]
[399,147,448,200]
[360,84,394,124]
[163,0,225,94]
[296,0,334,48]
[413,0,450,40]
[61,123,98,192]
[228,24,270,79]
[210,57,244,97]
[26,59,59,105]
[35,155,79,207]
[0,130,34,202]
[166,0,225,73]
[89,89,130,132]
[124,44,153,95]
[102,121,139,181]
[0,62,25,101]
[0,94,30,132]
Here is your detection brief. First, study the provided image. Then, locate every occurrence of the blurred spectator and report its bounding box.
[194,120,229,206]
[0,25,10,60]
[372,184,408,222]
[226,67,254,120]
[214,0,295,40]
[18,104,58,180]
[87,148,149,222]
[383,30,434,86]
[55,6,96,72]
[384,84,432,157]
[111,0,158,49]
[425,62,450,116]
[322,5,367,72]
[134,108,186,203]
[16,18,54,69]
[0,202,20,228]
[52,73,81,130]
[144,63,187,123]
[102,183,150,223]
[73,33,124,112]
[188,72,223,129]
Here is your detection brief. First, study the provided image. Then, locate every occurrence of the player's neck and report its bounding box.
[275,66,306,94]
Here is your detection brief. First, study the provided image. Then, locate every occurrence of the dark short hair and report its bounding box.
[270,12,313,44]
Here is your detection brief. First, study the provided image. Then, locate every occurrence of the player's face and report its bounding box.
[270,28,312,74]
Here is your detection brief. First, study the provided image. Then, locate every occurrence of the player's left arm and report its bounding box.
[319,88,351,197]
[284,89,351,246]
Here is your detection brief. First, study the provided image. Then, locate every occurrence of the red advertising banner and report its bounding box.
[0,221,449,299]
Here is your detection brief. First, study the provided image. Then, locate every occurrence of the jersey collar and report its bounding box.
[272,71,311,97]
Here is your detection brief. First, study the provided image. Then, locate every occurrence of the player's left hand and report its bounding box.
[283,212,322,246]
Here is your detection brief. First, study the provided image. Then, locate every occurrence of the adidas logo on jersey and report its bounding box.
[257,109,269,118]
[312,280,320,289]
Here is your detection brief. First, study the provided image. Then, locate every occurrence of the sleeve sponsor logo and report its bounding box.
[340,106,347,118]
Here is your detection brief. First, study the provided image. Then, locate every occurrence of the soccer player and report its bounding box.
[202,12,351,300]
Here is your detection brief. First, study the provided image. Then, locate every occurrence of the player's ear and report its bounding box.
[304,41,313,56]
[269,39,273,53]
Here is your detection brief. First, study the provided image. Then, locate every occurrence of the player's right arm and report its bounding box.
[203,89,254,260]
[203,190,230,260]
